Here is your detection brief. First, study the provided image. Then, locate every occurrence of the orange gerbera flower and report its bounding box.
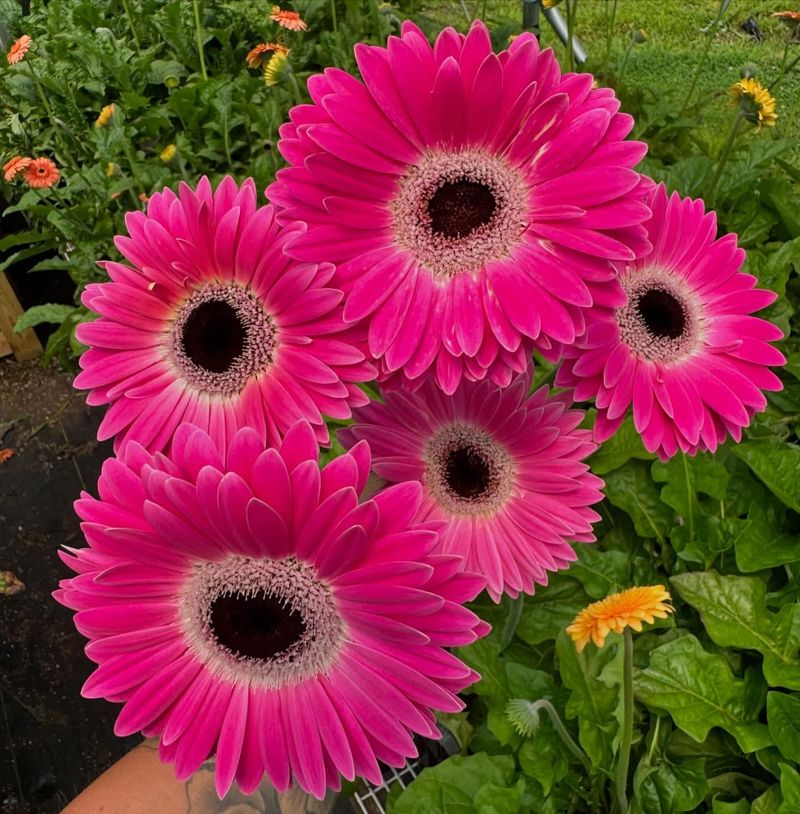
[773,11,800,21]
[270,5,307,31]
[24,157,60,189]
[246,41,290,69]
[566,586,674,652]
[3,155,31,181]
[7,35,32,65]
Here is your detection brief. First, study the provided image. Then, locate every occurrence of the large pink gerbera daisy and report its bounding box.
[339,376,604,601]
[557,184,785,458]
[54,421,487,798]
[74,176,375,452]
[267,20,650,394]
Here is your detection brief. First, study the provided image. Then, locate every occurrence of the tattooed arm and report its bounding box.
[61,739,338,814]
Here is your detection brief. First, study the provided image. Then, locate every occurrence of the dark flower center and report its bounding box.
[209,592,306,662]
[636,288,687,340]
[428,179,496,239]
[182,300,245,373]
[445,445,492,499]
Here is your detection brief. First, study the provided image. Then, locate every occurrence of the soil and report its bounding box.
[0,358,138,813]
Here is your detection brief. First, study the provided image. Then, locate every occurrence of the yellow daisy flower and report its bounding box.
[566,585,674,652]
[160,144,177,162]
[95,104,115,128]
[730,78,778,127]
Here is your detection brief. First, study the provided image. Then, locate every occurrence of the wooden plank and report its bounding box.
[0,271,42,361]
[0,329,12,358]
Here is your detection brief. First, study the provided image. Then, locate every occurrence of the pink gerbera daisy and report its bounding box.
[557,184,785,458]
[74,176,375,453]
[267,20,650,394]
[55,421,487,798]
[339,376,604,601]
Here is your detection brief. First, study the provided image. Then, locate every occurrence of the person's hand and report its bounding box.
[61,740,338,814]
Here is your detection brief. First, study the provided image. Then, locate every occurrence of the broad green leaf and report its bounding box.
[712,801,750,814]
[652,454,728,562]
[633,756,708,814]
[671,572,800,690]
[732,492,800,572]
[752,785,782,814]
[568,547,630,599]
[474,780,525,814]
[14,303,77,333]
[388,754,516,814]
[732,442,800,514]
[779,764,800,814]
[590,416,655,475]
[636,635,771,753]
[518,733,568,796]
[516,576,588,645]
[604,461,672,542]
[556,629,622,768]
[767,693,800,763]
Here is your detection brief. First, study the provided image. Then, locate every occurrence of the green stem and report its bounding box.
[120,138,146,207]
[617,38,635,84]
[519,700,592,775]
[602,0,617,80]
[287,71,305,106]
[646,715,661,764]
[500,594,525,653]
[191,0,208,81]
[706,111,743,202]
[566,0,578,73]
[770,52,800,93]
[120,0,142,55]
[615,629,634,814]
[329,0,338,33]
[26,59,77,170]
[681,0,727,114]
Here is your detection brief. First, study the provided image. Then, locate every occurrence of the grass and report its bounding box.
[415,0,800,162]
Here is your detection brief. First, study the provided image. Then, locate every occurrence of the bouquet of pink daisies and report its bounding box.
[55,21,784,800]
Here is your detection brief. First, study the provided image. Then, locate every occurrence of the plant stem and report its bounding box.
[681,0,727,114]
[601,0,617,80]
[565,0,578,73]
[706,111,743,202]
[329,0,338,33]
[26,59,78,170]
[770,52,800,93]
[191,0,208,82]
[120,138,146,207]
[615,629,634,814]
[500,594,525,653]
[617,38,635,84]
[519,700,592,774]
[646,714,660,763]
[120,0,142,55]
[287,72,305,106]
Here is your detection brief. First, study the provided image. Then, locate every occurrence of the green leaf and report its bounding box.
[516,576,588,645]
[604,461,672,542]
[633,755,709,814]
[636,635,772,753]
[768,693,800,763]
[752,785,782,814]
[779,764,800,814]
[671,571,800,690]
[14,303,77,333]
[589,416,655,475]
[711,800,750,814]
[568,547,630,600]
[518,733,569,796]
[732,442,800,513]
[732,492,800,572]
[555,629,622,768]
[388,754,517,814]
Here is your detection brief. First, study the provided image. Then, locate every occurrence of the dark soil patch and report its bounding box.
[0,358,138,813]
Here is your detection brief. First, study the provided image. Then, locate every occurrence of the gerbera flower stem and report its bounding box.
[706,110,743,203]
[191,0,208,81]
[681,0,728,114]
[565,0,578,72]
[770,52,800,93]
[120,0,142,55]
[287,70,305,106]
[507,699,592,774]
[601,0,618,79]
[329,0,338,33]
[615,628,634,814]
[25,59,77,171]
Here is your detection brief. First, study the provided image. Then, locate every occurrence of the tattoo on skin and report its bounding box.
[136,741,338,814]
